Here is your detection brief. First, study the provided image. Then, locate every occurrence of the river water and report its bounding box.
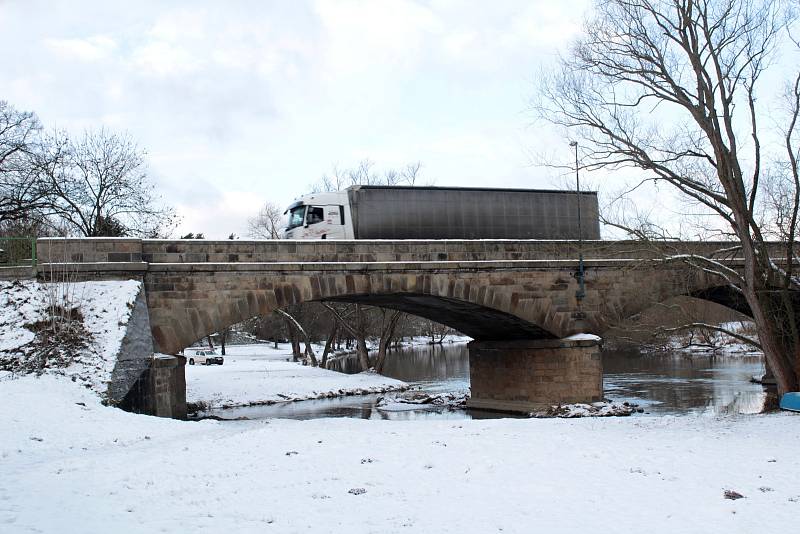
[208,342,774,421]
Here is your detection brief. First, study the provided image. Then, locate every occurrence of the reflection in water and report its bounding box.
[378,344,471,395]
[222,394,478,421]
[208,343,774,421]
[327,346,470,393]
[603,351,770,415]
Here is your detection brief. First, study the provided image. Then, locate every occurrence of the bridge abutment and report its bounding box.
[466,338,603,413]
[118,355,187,419]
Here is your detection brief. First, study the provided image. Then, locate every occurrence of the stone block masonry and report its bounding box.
[118,355,187,419]
[37,237,777,265]
[467,338,603,413]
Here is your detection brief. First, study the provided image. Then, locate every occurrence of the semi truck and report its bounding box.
[281,185,600,240]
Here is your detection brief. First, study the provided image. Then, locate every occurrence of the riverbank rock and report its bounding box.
[531,401,640,418]
[376,391,469,411]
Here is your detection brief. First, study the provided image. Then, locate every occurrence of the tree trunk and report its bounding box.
[748,291,800,394]
[220,330,227,356]
[375,310,401,374]
[321,325,337,368]
[303,341,318,367]
[321,302,371,371]
[277,310,318,366]
[375,337,390,374]
[288,327,301,362]
[356,336,371,371]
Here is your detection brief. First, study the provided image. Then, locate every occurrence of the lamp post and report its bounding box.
[569,141,586,301]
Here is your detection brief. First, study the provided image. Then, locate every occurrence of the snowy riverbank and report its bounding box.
[0,279,142,394]
[2,280,797,532]
[186,344,409,410]
[2,373,799,533]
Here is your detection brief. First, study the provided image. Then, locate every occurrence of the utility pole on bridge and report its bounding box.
[570,140,586,301]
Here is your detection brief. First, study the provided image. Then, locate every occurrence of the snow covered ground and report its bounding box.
[3,281,797,532]
[2,373,799,533]
[0,279,141,394]
[186,344,408,410]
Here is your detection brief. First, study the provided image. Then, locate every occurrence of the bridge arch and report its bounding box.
[144,264,761,354]
[314,293,555,340]
[575,263,760,334]
[144,270,573,354]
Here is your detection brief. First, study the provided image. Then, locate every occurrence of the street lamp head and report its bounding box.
[569,140,578,147]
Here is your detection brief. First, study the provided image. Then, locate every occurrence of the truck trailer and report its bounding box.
[281,185,600,240]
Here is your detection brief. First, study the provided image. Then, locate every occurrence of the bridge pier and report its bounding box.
[466,338,603,414]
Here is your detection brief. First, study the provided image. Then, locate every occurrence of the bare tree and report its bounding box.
[248,201,284,239]
[319,322,338,368]
[374,308,403,374]
[420,318,454,345]
[275,309,318,366]
[0,101,53,226]
[322,303,372,371]
[311,159,427,193]
[40,128,177,237]
[604,297,755,352]
[218,326,231,356]
[538,0,800,394]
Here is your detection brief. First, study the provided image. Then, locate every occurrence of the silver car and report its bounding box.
[187,349,224,366]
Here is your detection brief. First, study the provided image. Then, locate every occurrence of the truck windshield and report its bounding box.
[287,205,306,229]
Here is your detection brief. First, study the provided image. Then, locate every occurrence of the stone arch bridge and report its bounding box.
[35,238,767,417]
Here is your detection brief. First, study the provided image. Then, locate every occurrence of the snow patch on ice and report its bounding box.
[565,333,602,341]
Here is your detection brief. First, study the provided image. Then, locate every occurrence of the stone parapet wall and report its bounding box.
[467,338,603,413]
[0,266,36,280]
[36,237,785,265]
[37,238,143,264]
[139,239,759,264]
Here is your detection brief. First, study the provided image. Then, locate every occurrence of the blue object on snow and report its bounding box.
[780,392,800,412]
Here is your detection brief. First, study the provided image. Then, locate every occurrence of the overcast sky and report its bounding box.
[0,0,599,237]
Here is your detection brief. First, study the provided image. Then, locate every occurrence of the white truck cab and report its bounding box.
[282,190,353,239]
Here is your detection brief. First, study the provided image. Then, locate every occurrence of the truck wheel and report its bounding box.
[189,358,194,365]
